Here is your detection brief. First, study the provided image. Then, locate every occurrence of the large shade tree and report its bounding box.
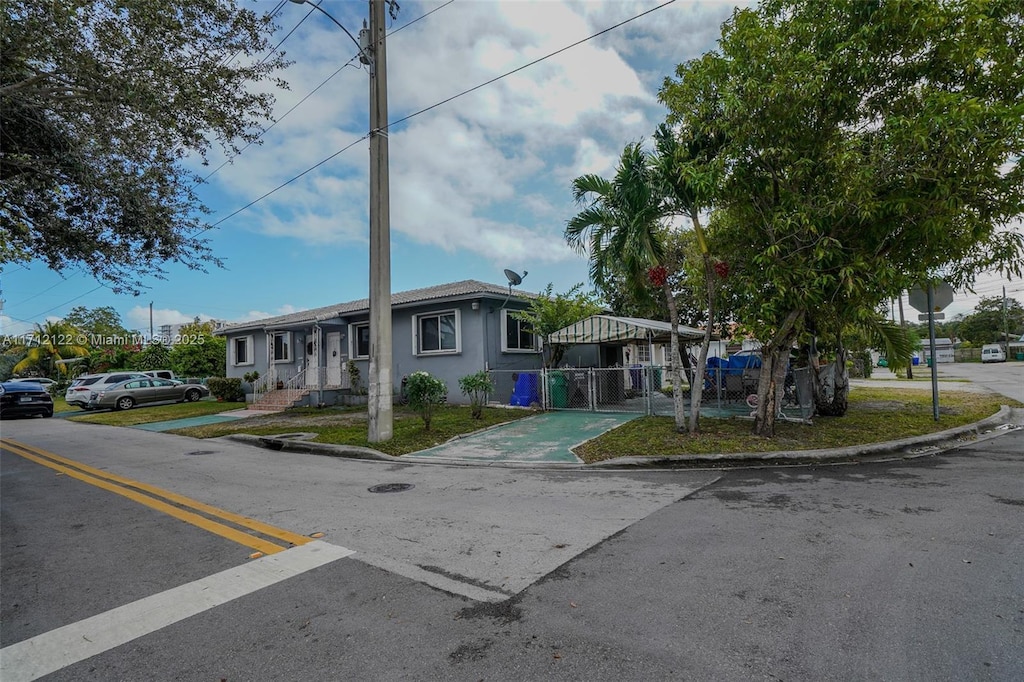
[662,0,1024,436]
[1,0,289,294]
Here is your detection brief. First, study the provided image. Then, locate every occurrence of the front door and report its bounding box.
[326,332,343,386]
[305,332,319,386]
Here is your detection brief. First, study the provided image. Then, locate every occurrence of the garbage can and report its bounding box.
[548,371,568,408]
[912,356,919,366]
[652,366,663,389]
[1016,353,1024,361]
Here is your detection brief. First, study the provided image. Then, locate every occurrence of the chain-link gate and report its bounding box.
[486,363,812,420]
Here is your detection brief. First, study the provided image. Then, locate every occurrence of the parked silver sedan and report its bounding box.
[88,378,210,411]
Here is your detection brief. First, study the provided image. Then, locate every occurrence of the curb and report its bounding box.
[222,434,401,462]
[217,405,1022,470]
[586,405,1021,469]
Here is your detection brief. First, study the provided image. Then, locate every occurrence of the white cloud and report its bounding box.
[203,0,682,270]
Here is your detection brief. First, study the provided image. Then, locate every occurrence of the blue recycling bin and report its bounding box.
[510,372,539,406]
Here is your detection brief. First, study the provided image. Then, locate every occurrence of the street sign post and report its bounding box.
[907,279,954,422]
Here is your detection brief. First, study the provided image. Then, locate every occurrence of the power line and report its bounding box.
[3,272,81,311]
[205,135,370,232]
[24,285,107,321]
[384,0,677,133]
[197,55,362,186]
[195,0,454,189]
[204,0,676,230]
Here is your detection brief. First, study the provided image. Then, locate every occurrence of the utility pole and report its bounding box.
[367,0,393,441]
[289,0,394,441]
[149,301,154,342]
[1003,285,1010,354]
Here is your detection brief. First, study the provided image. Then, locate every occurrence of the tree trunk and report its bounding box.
[812,344,849,416]
[688,251,715,435]
[663,281,686,432]
[752,310,802,437]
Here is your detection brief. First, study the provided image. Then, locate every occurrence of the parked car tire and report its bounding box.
[185,388,202,402]
[116,396,135,411]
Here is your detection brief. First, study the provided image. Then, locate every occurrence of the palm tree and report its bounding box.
[566,143,692,432]
[653,123,722,434]
[9,320,90,377]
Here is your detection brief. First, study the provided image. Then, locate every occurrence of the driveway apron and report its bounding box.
[131,414,245,432]
[408,411,640,464]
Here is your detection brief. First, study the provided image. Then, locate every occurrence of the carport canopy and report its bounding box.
[547,315,706,345]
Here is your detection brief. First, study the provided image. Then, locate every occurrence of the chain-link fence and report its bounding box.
[486,363,813,420]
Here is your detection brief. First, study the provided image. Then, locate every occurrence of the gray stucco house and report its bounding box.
[217,280,545,408]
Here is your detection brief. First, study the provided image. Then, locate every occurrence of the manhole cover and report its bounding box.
[368,483,415,493]
[185,450,217,456]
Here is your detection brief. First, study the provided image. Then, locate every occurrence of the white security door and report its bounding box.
[326,332,343,386]
[305,332,319,386]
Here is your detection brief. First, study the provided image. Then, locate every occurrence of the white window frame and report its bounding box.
[271,332,292,363]
[501,309,540,353]
[636,343,651,363]
[232,335,254,366]
[348,323,370,359]
[413,309,461,356]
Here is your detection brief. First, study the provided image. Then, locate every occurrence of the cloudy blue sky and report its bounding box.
[1,0,1019,337]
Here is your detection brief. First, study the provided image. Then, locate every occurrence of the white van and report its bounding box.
[142,370,177,381]
[981,344,1006,363]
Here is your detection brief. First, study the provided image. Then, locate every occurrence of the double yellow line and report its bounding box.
[1,439,312,556]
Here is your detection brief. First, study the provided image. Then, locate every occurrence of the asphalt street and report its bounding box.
[1,374,1022,680]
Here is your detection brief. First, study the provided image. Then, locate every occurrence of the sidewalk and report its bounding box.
[850,366,990,392]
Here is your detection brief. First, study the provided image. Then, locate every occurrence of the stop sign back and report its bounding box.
[908,280,954,313]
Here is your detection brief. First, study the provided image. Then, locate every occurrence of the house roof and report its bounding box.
[548,315,707,344]
[217,280,534,334]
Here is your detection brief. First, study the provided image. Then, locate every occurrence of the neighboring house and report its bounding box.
[1009,334,1024,360]
[921,337,955,363]
[216,280,545,408]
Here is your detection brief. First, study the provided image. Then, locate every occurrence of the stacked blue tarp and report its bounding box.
[706,354,762,387]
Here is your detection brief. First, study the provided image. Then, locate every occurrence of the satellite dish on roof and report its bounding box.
[502,269,528,300]
[504,269,527,287]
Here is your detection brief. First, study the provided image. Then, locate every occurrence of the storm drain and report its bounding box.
[368,483,415,493]
[185,450,218,456]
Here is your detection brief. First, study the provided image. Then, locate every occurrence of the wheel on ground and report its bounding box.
[185,388,201,402]
[43,409,53,418]
[116,396,135,411]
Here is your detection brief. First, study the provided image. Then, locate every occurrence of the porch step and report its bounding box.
[252,388,309,410]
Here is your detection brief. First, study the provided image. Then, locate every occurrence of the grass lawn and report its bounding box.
[71,385,1017,462]
[171,405,535,457]
[574,387,1018,463]
[68,400,247,427]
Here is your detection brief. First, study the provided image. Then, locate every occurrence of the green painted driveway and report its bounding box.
[409,411,639,464]
[131,414,244,432]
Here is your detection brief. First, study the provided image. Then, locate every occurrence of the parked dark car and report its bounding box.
[0,381,54,418]
[88,378,210,411]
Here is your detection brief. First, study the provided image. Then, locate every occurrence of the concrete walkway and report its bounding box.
[407,411,641,464]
